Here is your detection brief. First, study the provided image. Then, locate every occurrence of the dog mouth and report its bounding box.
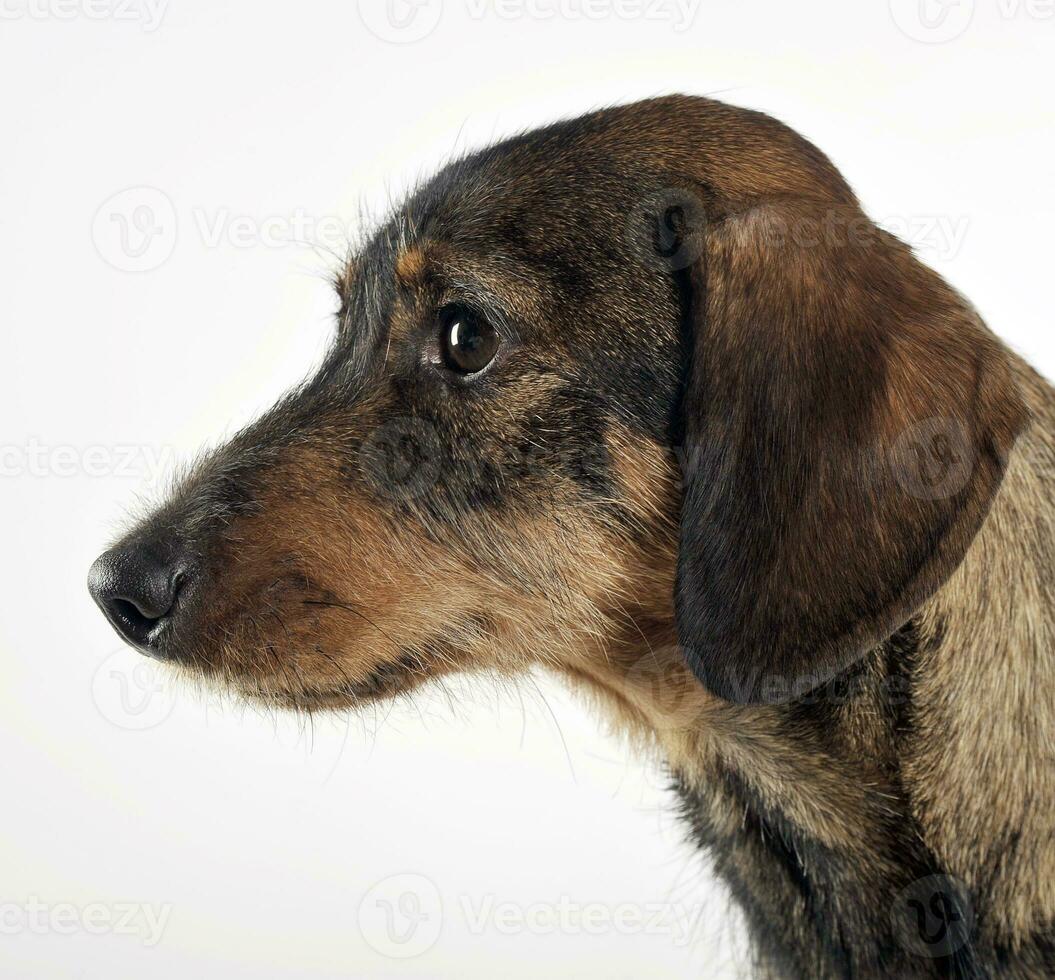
[91,542,491,713]
[212,610,489,713]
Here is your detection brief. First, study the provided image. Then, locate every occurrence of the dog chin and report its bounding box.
[222,649,434,713]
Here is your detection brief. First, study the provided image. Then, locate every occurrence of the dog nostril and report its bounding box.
[115,581,178,621]
[112,596,161,633]
[87,544,189,656]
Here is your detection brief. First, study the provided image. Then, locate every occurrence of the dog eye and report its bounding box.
[438,305,499,375]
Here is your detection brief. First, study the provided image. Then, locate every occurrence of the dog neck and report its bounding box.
[565,609,1052,977]
[559,362,1055,977]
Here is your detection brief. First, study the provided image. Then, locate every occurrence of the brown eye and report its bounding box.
[438,305,499,375]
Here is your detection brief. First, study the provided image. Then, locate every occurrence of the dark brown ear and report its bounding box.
[675,200,1029,704]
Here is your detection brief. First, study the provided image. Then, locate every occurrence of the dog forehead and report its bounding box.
[345,100,680,309]
[406,120,648,245]
[323,109,684,400]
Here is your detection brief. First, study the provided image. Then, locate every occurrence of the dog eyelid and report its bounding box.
[432,278,520,342]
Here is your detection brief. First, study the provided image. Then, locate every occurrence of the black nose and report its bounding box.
[87,542,188,655]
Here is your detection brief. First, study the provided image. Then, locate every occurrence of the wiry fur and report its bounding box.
[95,96,1055,978]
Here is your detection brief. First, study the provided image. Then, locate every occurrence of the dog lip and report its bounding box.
[249,653,433,710]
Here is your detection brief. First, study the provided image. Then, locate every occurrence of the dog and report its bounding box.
[88,95,1055,978]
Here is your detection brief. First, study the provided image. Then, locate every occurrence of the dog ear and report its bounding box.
[674,200,1028,704]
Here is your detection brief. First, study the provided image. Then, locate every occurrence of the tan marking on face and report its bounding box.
[402,241,549,323]
[182,422,690,719]
[394,244,428,285]
[605,424,681,531]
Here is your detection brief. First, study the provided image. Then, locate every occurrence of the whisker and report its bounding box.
[302,598,400,647]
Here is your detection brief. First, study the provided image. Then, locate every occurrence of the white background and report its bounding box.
[1,1,1052,977]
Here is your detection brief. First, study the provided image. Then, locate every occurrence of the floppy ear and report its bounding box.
[675,200,1028,704]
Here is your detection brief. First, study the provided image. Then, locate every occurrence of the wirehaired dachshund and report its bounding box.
[89,95,1055,978]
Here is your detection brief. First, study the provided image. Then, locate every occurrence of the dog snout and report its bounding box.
[87,539,190,657]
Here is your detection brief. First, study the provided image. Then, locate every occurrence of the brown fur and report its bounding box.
[92,96,1055,978]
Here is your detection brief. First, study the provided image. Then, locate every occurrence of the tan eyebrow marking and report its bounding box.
[394,244,428,285]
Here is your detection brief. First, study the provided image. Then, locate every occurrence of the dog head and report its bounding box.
[88,96,1027,709]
